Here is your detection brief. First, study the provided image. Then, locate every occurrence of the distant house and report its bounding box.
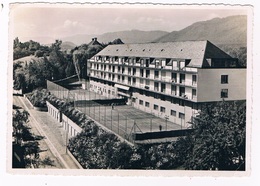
[87,40,246,128]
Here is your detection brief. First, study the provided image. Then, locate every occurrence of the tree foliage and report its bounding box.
[182,101,246,170]
[220,45,247,67]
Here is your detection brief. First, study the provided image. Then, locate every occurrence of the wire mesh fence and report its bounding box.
[47,80,182,143]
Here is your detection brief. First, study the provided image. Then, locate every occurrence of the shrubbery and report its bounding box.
[26,88,50,108]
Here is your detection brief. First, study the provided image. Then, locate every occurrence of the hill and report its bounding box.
[154,15,247,46]
[13,55,45,67]
[62,30,169,45]
[60,41,76,51]
[97,30,169,44]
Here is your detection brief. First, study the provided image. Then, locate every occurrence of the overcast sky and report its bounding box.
[10,4,248,43]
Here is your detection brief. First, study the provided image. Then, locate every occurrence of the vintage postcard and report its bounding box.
[7,2,253,178]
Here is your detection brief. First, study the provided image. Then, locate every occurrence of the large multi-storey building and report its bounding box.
[87,40,246,128]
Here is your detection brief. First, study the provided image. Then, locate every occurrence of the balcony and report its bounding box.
[161,77,171,82]
[171,91,177,96]
[161,89,166,93]
[192,81,197,86]
[171,79,177,83]
[192,95,197,100]
[180,80,185,84]
[154,75,159,80]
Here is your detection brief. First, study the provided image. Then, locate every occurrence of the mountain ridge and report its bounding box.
[62,30,169,45]
[153,15,247,46]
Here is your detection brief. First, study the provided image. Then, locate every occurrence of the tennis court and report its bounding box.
[47,80,182,142]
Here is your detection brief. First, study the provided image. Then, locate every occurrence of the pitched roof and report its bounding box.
[95,40,232,68]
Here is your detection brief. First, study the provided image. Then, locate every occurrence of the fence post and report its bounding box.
[104,105,106,126]
[84,91,86,114]
[93,104,95,119]
[111,109,113,130]
[134,120,136,134]
[99,104,100,122]
[125,117,127,138]
[150,118,152,132]
[118,112,119,134]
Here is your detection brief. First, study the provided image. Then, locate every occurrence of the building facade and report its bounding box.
[87,40,246,128]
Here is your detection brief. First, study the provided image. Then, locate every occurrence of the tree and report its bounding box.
[23,141,41,168]
[12,109,30,145]
[13,72,26,91]
[183,101,246,170]
[48,40,67,80]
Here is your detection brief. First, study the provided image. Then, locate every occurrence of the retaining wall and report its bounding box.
[46,101,82,138]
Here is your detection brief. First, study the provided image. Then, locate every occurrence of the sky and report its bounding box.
[10,3,248,43]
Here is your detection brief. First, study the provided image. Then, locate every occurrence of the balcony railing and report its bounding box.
[192,95,197,100]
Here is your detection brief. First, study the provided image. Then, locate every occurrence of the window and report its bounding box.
[145,102,150,107]
[145,79,150,86]
[179,100,185,106]
[171,110,176,116]
[161,83,166,93]
[180,74,185,83]
[192,75,197,85]
[139,100,143,105]
[146,70,150,78]
[133,68,136,76]
[160,106,166,113]
[179,113,185,119]
[192,89,197,98]
[221,89,228,98]
[132,98,136,103]
[172,73,177,82]
[128,68,131,75]
[171,85,176,95]
[155,71,159,79]
[160,95,166,101]
[221,75,228,84]
[133,78,136,85]
[154,93,160,99]
[171,98,178,104]
[161,71,166,77]
[179,87,185,97]
[154,104,158,110]
[154,82,159,91]
[140,69,144,77]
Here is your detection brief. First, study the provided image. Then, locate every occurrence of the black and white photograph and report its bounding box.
[7,2,253,178]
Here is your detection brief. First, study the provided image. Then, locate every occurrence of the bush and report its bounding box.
[27,88,50,108]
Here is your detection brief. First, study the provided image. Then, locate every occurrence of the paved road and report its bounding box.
[13,95,81,169]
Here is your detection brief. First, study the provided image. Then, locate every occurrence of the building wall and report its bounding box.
[89,79,117,99]
[46,101,83,138]
[87,55,246,128]
[131,92,195,128]
[197,68,246,102]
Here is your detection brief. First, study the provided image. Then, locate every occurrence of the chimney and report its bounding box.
[92,37,97,41]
